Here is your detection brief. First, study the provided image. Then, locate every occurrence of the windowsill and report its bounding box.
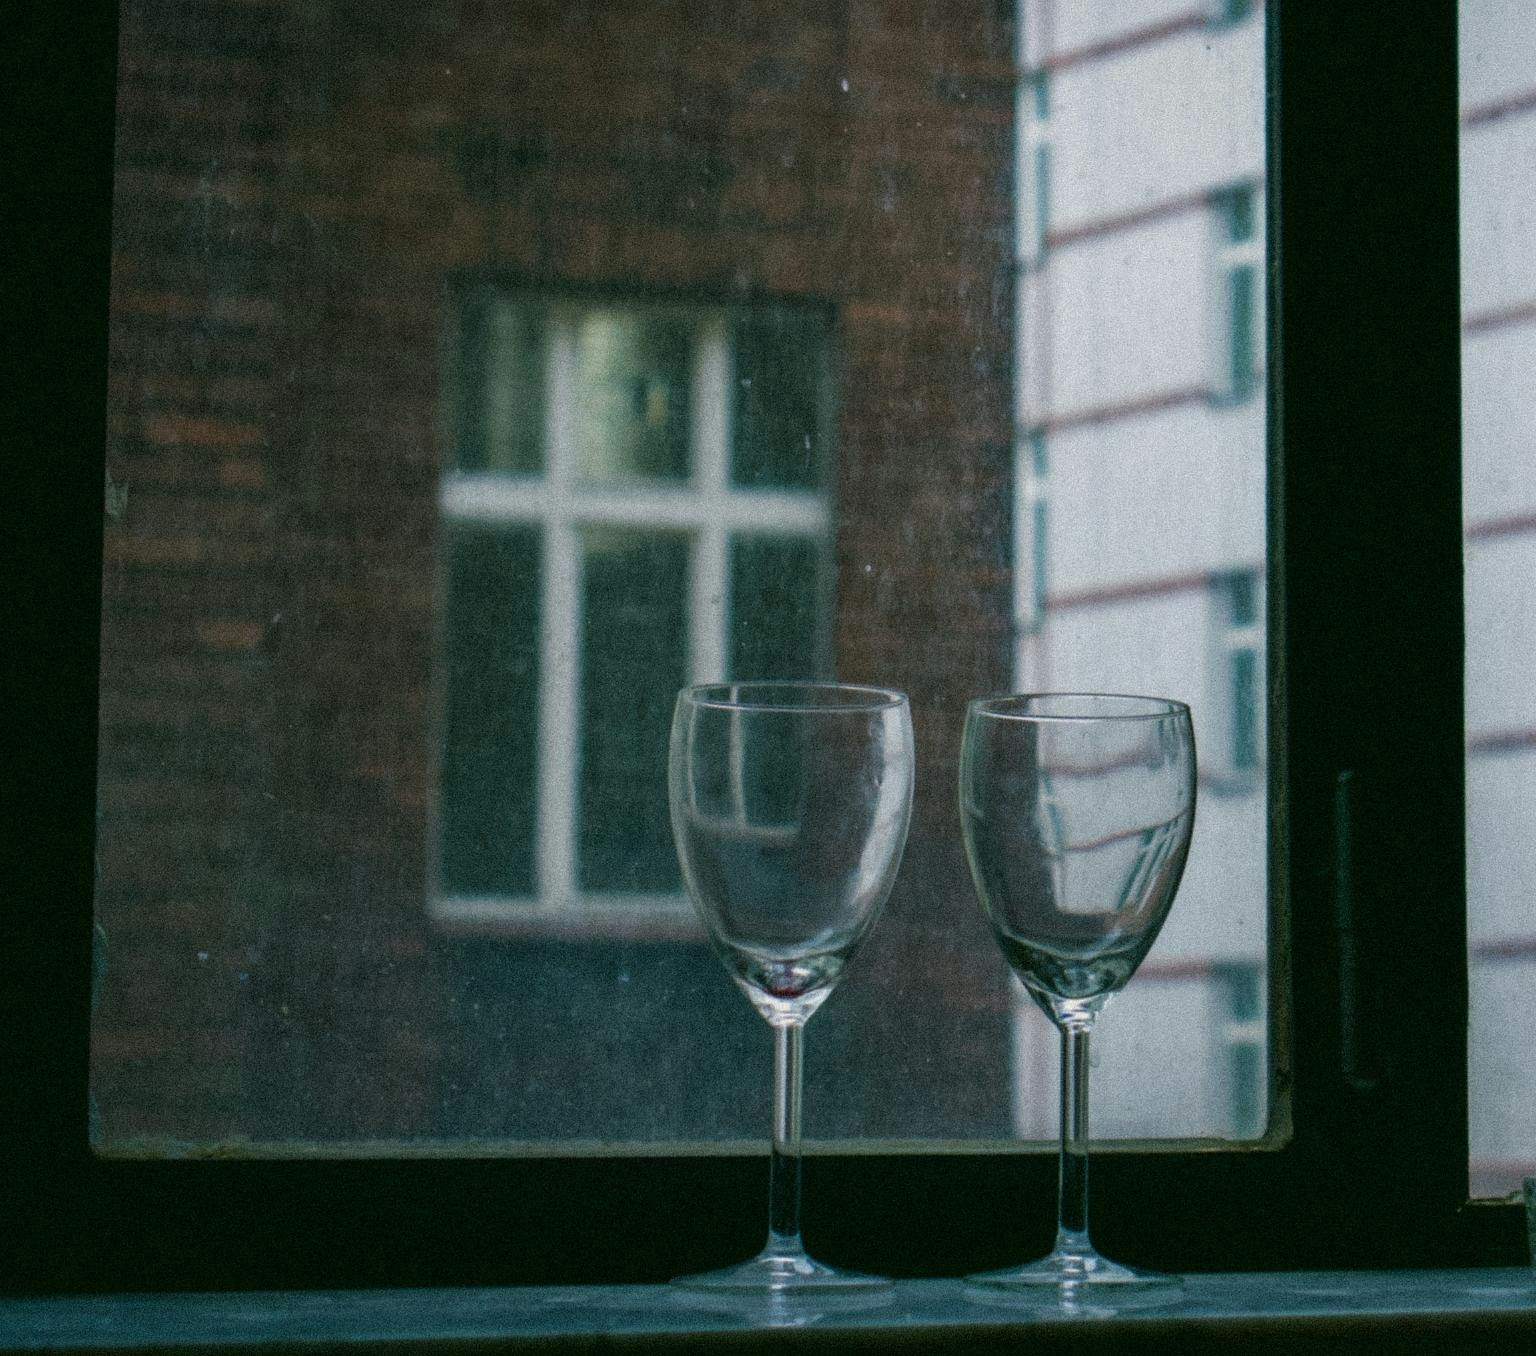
[7,1271,1536,1353]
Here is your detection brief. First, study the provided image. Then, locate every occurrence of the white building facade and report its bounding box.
[1460,0,1536,1197]
[1008,0,1536,1192]
[1008,0,1269,1143]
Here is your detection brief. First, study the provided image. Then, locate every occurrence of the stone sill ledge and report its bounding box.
[6,1271,1536,1354]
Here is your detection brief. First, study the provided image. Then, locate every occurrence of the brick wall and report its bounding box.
[95,0,1018,1148]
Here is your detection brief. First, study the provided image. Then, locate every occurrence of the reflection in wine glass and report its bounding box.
[959,693,1195,1306]
[668,682,915,1300]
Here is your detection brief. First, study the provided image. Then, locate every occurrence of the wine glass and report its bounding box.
[959,693,1195,1303]
[668,681,915,1299]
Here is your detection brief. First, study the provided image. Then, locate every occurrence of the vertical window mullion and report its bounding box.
[690,313,729,685]
[537,311,580,909]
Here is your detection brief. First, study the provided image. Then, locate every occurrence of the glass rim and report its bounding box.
[967,692,1191,723]
[679,681,909,714]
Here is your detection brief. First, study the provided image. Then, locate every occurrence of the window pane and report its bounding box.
[439,525,542,896]
[92,0,1266,1153]
[573,309,691,483]
[1461,0,1536,1197]
[1230,648,1259,771]
[727,535,825,681]
[1228,262,1258,398]
[578,529,688,893]
[457,296,545,475]
[730,311,826,490]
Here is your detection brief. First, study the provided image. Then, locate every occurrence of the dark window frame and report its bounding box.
[11,0,1523,1296]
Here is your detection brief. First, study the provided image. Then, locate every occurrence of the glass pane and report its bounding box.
[438,525,541,896]
[727,535,825,680]
[92,0,1266,1153]
[731,310,826,489]
[1461,0,1536,1197]
[456,295,544,475]
[578,529,688,892]
[573,309,691,483]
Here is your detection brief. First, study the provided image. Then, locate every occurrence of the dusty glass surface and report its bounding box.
[1461,0,1536,1198]
[91,0,1266,1152]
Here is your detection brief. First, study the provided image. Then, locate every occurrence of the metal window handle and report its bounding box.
[1334,769,1379,1092]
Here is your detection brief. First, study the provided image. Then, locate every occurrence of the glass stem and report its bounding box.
[766,1018,806,1257]
[1055,1017,1094,1257]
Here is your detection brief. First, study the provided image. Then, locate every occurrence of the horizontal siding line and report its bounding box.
[1471,935,1536,962]
[1467,728,1536,757]
[1463,298,1536,336]
[1026,7,1219,79]
[1041,511,1535,614]
[1026,384,1223,436]
[1466,510,1536,542]
[1042,187,1227,250]
[1046,567,1219,611]
[1136,954,1263,982]
[1462,86,1536,128]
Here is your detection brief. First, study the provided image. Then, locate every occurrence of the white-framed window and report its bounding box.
[1014,429,1049,634]
[1210,567,1265,784]
[432,289,833,929]
[1214,960,1266,1139]
[1210,183,1265,403]
[1016,71,1051,268]
[1205,0,1254,27]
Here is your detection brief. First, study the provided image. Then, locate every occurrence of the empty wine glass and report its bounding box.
[668,682,915,1298]
[959,693,1195,1303]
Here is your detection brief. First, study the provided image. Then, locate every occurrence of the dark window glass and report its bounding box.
[1228,262,1257,399]
[1226,187,1256,244]
[727,535,826,681]
[439,525,542,895]
[730,312,826,490]
[578,529,689,891]
[1227,569,1257,627]
[1230,646,1259,771]
[458,296,545,475]
[1031,433,1048,618]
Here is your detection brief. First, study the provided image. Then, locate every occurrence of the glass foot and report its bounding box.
[674,1246,891,1296]
[966,1248,1183,1312]
[672,1248,893,1318]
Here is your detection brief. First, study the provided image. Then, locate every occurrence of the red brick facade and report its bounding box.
[95,0,1018,1147]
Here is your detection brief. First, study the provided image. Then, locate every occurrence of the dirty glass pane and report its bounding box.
[91,0,1266,1152]
[456,296,545,476]
[730,311,826,490]
[727,536,824,682]
[578,529,689,893]
[439,524,541,897]
[1461,0,1536,1198]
